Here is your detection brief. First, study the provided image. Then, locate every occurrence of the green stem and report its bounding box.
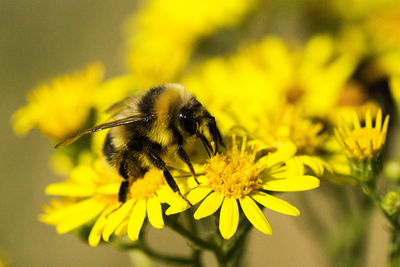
[184,211,204,267]
[165,216,225,262]
[225,220,252,261]
[362,184,400,230]
[361,183,400,266]
[230,222,252,267]
[390,230,400,267]
[112,240,194,265]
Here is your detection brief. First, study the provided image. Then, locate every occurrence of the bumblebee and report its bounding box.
[56,84,224,204]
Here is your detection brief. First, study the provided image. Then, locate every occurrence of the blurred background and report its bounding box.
[0,1,393,266]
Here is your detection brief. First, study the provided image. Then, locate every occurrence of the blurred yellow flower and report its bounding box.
[12,63,104,140]
[125,0,258,87]
[182,35,358,134]
[335,109,389,161]
[39,159,121,234]
[40,159,188,246]
[183,136,319,239]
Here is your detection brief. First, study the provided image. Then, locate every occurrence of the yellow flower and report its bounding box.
[335,109,389,161]
[125,0,257,87]
[182,35,358,133]
[184,136,320,239]
[39,158,120,234]
[12,63,104,140]
[40,158,188,247]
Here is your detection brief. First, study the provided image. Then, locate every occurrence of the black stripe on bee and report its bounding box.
[138,85,165,114]
[103,133,116,163]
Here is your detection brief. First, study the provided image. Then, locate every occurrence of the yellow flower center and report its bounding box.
[285,86,305,104]
[129,169,165,201]
[205,136,264,199]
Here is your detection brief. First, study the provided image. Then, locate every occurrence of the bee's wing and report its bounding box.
[106,96,139,115]
[55,114,153,148]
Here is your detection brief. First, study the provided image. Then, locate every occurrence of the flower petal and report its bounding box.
[96,183,120,195]
[194,192,224,220]
[251,191,299,216]
[115,221,128,237]
[263,175,320,192]
[219,197,239,239]
[186,186,213,205]
[102,199,134,242]
[128,199,147,240]
[45,183,94,197]
[265,141,297,167]
[88,205,118,247]
[298,156,324,177]
[239,196,272,235]
[158,186,190,215]
[40,198,105,234]
[147,196,164,229]
[286,157,304,176]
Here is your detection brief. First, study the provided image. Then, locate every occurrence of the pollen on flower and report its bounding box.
[335,109,389,160]
[205,136,265,199]
[129,169,165,201]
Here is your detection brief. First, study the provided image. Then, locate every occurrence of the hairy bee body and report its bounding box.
[57,83,223,203]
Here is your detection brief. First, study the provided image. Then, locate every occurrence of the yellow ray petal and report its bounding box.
[96,183,120,195]
[194,192,224,220]
[147,196,164,229]
[56,201,105,234]
[251,191,299,216]
[159,187,190,215]
[102,199,134,242]
[265,141,297,168]
[219,197,239,239]
[128,199,147,240]
[186,186,213,205]
[88,205,118,247]
[239,196,272,235]
[298,156,324,177]
[40,198,102,225]
[45,183,94,197]
[286,157,305,176]
[262,175,320,192]
[352,111,361,129]
[375,109,382,131]
[365,109,372,129]
[380,115,390,145]
[115,221,128,237]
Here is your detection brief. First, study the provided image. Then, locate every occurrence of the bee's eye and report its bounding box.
[179,109,197,135]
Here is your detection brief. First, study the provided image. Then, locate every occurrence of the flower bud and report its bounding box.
[383,190,400,216]
[384,159,400,182]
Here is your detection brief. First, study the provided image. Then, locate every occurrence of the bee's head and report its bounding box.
[178,103,201,136]
[178,101,224,156]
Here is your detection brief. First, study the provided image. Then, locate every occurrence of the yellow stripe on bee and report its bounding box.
[151,87,183,145]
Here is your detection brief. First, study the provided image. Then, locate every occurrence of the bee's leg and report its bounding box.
[117,152,130,203]
[177,146,199,185]
[118,181,129,203]
[196,132,212,157]
[207,116,225,154]
[147,152,193,207]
